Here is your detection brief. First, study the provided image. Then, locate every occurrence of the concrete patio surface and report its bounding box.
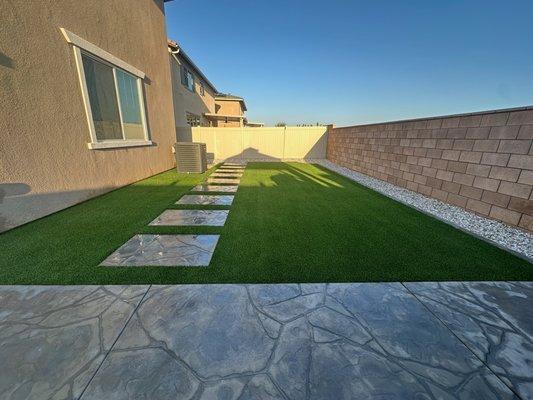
[0,282,531,399]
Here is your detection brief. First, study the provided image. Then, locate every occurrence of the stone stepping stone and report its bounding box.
[149,210,228,226]
[176,195,234,206]
[213,170,244,174]
[192,185,238,193]
[215,169,243,172]
[211,173,242,179]
[100,234,219,266]
[213,169,243,176]
[216,171,243,175]
[223,163,246,166]
[208,178,240,184]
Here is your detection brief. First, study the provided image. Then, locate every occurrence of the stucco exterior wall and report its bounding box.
[169,54,216,127]
[327,107,533,232]
[0,0,176,232]
[215,100,244,116]
[214,119,243,128]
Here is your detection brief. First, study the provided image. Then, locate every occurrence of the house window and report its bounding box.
[181,66,195,92]
[186,112,201,127]
[199,82,205,96]
[82,54,146,141]
[61,28,150,149]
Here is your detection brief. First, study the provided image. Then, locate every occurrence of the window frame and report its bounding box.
[199,81,205,96]
[61,28,152,150]
[186,112,201,127]
[180,65,195,93]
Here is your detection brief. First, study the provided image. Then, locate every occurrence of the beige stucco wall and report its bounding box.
[0,0,176,232]
[169,54,216,128]
[215,100,244,116]
[214,119,243,128]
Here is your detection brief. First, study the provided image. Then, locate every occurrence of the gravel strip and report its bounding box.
[316,160,533,262]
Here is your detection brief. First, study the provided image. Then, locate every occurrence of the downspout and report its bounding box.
[169,48,180,63]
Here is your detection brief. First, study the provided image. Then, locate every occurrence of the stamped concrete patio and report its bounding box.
[1,282,532,399]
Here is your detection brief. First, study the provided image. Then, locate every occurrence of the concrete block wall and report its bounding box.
[326,107,533,232]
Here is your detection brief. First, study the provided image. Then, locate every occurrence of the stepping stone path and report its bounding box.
[100,234,219,266]
[176,195,234,206]
[192,184,238,193]
[149,210,228,226]
[207,178,241,184]
[211,172,243,177]
[101,162,246,267]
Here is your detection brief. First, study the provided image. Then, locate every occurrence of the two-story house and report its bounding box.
[168,40,260,129]
[208,94,248,127]
[168,39,217,127]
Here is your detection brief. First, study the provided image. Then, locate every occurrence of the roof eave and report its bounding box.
[168,40,218,93]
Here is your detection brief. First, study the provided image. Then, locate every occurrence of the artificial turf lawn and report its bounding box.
[0,162,531,284]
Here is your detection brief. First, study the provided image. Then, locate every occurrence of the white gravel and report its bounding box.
[316,160,533,262]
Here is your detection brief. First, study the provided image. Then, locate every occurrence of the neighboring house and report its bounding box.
[0,0,176,232]
[168,40,217,128]
[168,40,261,129]
[246,122,265,127]
[209,94,248,127]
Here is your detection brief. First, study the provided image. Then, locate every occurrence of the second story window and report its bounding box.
[181,65,195,92]
[199,82,205,96]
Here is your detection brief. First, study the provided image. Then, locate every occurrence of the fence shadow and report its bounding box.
[176,126,329,161]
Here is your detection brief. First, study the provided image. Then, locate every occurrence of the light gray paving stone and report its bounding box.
[81,348,200,400]
[100,234,219,266]
[405,281,533,399]
[176,194,234,206]
[247,283,301,307]
[216,167,244,172]
[6,283,527,399]
[81,283,520,399]
[191,184,238,193]
[215,171,243,176]
[211,173,243,178]
[214,169,243,173]
[218,167,245,171]
[217,167,245,171]
[0,285,148,400]
[85,285,277,384]
[198,375,284,400]
[324,283,517,399]
[149,209,228,226]
[207,178,241,184]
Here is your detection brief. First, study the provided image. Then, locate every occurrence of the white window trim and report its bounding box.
[61,28,145,78]
[61,28,152,149]
[88,140,153,150]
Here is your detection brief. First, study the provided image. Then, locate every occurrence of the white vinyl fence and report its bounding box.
[176,126,328,161]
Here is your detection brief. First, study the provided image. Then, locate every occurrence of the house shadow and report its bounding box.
[0,182,123,233]
[0,183,31,232]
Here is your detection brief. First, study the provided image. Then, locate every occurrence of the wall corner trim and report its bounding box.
[60,28,145,79]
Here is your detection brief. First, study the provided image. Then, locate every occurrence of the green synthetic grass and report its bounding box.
[0,162,531,284]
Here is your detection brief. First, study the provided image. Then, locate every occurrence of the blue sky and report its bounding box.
[165,0,533,127]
